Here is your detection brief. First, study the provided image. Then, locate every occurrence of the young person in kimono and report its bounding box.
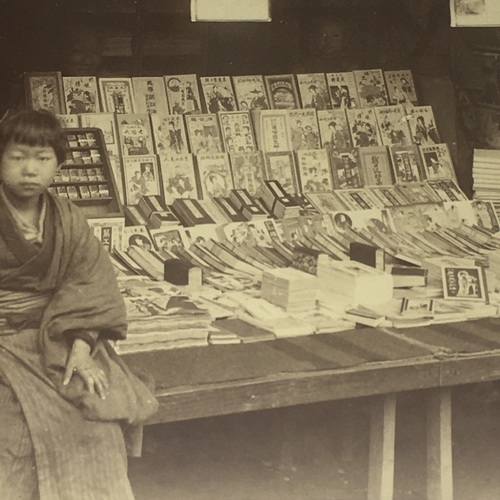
[0,109,158,499]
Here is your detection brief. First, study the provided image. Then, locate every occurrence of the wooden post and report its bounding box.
[427,388,453,500]
[368,394,397,500]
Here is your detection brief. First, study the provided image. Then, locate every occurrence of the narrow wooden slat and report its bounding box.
[427,388,453,500]
[368,394,397,500]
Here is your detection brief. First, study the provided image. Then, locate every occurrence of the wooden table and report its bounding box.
[124,317,500,500]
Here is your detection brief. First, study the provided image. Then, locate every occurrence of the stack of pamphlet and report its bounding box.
[472,149,500,206]
[256,180,301,219]
[316,255,393,307]
[115,277,212,353]
[261,267,318,313]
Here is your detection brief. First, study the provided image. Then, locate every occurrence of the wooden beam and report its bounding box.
[368,394,397,500]
[427,388,453,500]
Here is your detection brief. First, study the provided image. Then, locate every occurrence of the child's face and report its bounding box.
[1,142,60,202]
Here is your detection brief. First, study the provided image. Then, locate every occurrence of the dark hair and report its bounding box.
[0,109,67,164]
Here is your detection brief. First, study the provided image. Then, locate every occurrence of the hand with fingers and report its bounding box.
[63,338,109,400]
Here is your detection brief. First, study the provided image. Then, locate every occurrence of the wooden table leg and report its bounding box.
[368,394,397,500]
[427,387,453,500]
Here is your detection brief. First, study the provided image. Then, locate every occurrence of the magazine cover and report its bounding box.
[368,186,408,207]
[88,218,125,253]
[288,109,321,150]
[389,145,424,183]
[158,153,198,204]
[325,72,359,109]
[116,113,155,157]
[264,74,300,110]
[263,151,299,194]
[196,153,234,199]
[395,182,443,204]
[80,113,123,203]
[132,76,169,115]
[383,70,418,106]
[317,109,352,152]
[232,75,270,110]
[335,189,381,210]
[122,225,155,251]
[219,110,257,153]
[199,76,237,112]
[56,114,80,128]
[296,73,332,110]
[151,114,189,156]
[358,146,393,186]
[62,76,100,113]
[426,179,468,202]
[471,200,500,231]
[442,266,487,302]
[329,149,364,189]
[419,143,457,180]
[374,105,412,146]
[185,114,224,154]
[304,192,348,213]
[123,155,161,205]
[255,110,291,152]
[406,105,441,145]
[229,151,266,195]
[98,77,135,114]
[164,74,202,115]
[296,149,333,193]
[24,72,65,114]
[450,0,500,27]
[353,69,389,107]
[346,108,381,147]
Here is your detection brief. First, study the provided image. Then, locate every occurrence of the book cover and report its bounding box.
[374,105,412,146]
[123,155,161,205]
[56,114,80,128]
[296,73,332,110]
[395,182,442,204]
[368,186,408,207]
[232,75,270,110]
[62,76,100,113]
[350,242,385,270]
[353,69,389,107]
[163,74,202,115]
[132,76,169,115]
[304,192,349,214]
[263,151,300,194]
[346,108,381,147]
[158,153,198,204]
[358,146,393,186]
[196,153,234,199]
[471,200,500,232]
[150,114,189,156]
[335,188,381,210]
[254,109,292,152]
[185,114,224,154]
[24,71,65,114]
[291,245,321,275]
[419,143,457,181]
[296,149,333,193]
[442,266,488,302]
[426,179,468,202]
[98,77,135,114]
[317,109,352,152]
[219,110,257,153]
[148,228,186,253]
[229,151,266,195]
[406,105,441,145]
[212,197,247,222]
[329,149,364,189]
[389,145,424,183]
[88,217,125,253]
[264,74,300,110]
[288,109,321,150]
[199,76,237,112]
[325,71,359,109]
[383,70,418,106]
[116,113,155,157]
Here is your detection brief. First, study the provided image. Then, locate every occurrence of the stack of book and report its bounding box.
[256,180,301,219]
[229,189,269,221]
[316,255,393,307]
[171,198,215,226]
[473,149,500,211]
[261,267,318,313]
[136,195,180,229]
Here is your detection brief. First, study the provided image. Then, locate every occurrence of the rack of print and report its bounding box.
[50,128,124,218]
